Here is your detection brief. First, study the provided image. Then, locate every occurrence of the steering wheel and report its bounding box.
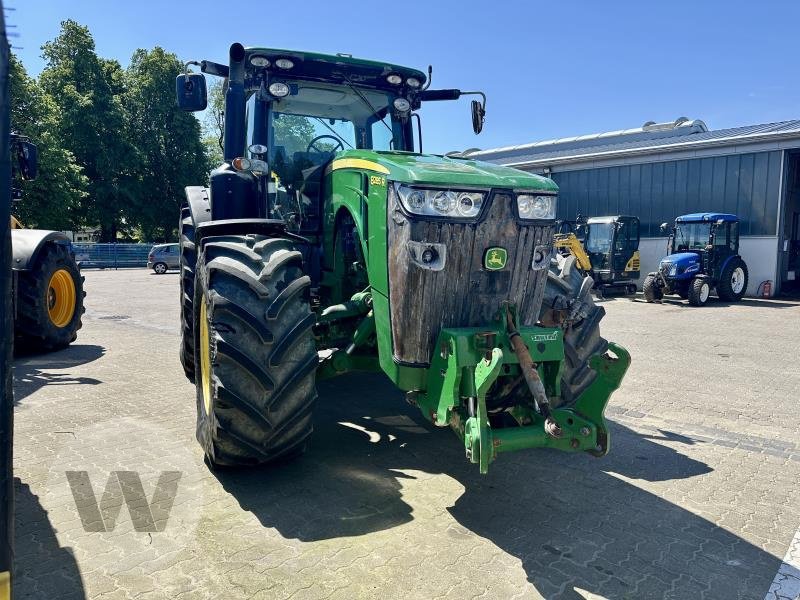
[306,134,344,154]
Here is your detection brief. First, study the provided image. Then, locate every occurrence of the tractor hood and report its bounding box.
[660,252,701,276]
[662,252,699,267]
[333,149,558,191]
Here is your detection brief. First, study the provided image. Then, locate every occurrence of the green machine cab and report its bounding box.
[176,44,629,473]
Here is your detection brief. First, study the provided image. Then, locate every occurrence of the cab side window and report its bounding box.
[615,222,629,252]
[713,224,729,249]
[728,222,738,251]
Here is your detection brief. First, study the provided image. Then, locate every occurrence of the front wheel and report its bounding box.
[688,277,711,307]
[15,243,85,352]
[717,258,748,301]
[195,234,318,467]
[642,274,662,303]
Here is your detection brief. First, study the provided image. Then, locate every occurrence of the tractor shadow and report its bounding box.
[13,478,86,599]
[214,373,780,599]
[12,344,104,404]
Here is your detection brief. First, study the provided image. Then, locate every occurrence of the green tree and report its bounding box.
[202,79,224,167]
[39,20,134,241]
[124,47,209,241]
[9,53,87,230]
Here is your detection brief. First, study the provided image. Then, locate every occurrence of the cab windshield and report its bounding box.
[251,80,408,160]
[585,223,614,254]
[675,222,711,251]
[245,81,410,231]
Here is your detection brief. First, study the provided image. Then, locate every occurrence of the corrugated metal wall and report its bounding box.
[550,150,782,236]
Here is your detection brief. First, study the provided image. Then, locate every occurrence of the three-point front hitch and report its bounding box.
[413,307,630,473]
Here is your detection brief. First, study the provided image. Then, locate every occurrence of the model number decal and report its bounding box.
[529,331,559,342]
[369,176,386,187]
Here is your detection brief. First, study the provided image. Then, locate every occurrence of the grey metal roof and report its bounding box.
[466,118,800,168]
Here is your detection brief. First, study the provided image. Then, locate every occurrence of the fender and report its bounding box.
[184,186,212,229]
[718,254,740,277]
[11,229,71,271]
[184,187,307,247]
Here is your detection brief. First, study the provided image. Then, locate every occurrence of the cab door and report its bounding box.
[711,222,736,280]
[612,217,640,278]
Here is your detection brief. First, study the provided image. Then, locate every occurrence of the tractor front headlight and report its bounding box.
[516,194,557,221]
[396,184,486,219]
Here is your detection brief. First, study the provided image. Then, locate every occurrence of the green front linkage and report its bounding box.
[416,322,630,474]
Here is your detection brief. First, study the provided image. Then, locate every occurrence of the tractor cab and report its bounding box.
[176,45,487,234]
[644,212,748,306]
[664,213,740,281]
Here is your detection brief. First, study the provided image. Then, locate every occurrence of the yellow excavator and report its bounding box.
[554,215,641,295]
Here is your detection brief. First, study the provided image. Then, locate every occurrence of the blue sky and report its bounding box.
[10,0,799,154]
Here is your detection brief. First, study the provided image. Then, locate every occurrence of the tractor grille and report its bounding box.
[387,188,553,365]
[660,261,672,277]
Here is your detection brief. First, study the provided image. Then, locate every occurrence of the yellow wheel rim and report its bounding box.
[47,269,77,328]
[199,295,213,415]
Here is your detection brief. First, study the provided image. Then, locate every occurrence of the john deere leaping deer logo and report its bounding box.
[484,247,507,270]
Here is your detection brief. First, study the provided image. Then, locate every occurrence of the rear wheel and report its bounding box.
[717,258,748,301]
[195,234,317,467]
[153,262,167,274]
[15,243,85,352]
[179,208,196,382]
[642,274,662,303]
[688,277,710,306]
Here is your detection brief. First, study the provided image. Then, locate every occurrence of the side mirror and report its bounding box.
[16,139,38,180]
[659,222,670,234]
[175,72,207,112]
[471,99,485,134]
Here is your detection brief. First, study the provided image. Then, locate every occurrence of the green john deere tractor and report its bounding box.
[176,44,629,473]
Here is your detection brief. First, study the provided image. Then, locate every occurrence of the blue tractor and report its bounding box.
[643,213,748,307]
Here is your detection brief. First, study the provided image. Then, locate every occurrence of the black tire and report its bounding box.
[688,277,710,307]
[194,234,317,467]
[15,243,85,353]
[490,254,608,411]
[152,262,167,274]
[642,274,662,303]
[717,258,748,301]
[179,208,196,382]
[541,254,609,407]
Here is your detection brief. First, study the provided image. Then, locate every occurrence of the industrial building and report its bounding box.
[466,118,800,296]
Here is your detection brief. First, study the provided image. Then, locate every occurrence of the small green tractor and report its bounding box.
[176,44,629,473]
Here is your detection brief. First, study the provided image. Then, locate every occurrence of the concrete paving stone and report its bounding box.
[10,269,800,599]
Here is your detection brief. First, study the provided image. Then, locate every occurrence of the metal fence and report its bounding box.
[72,243,154,269]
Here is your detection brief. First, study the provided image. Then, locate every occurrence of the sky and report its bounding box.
[9,0,800,154]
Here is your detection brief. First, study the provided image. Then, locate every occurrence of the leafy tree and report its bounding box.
[203,79,224,167]
[39,20,134,241]
[9,53,87,230]
[124,47,209,241]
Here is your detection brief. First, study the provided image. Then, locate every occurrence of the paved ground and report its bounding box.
[11,268,800,599]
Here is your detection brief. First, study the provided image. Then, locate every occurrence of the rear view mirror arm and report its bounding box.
[201,60,230,79]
